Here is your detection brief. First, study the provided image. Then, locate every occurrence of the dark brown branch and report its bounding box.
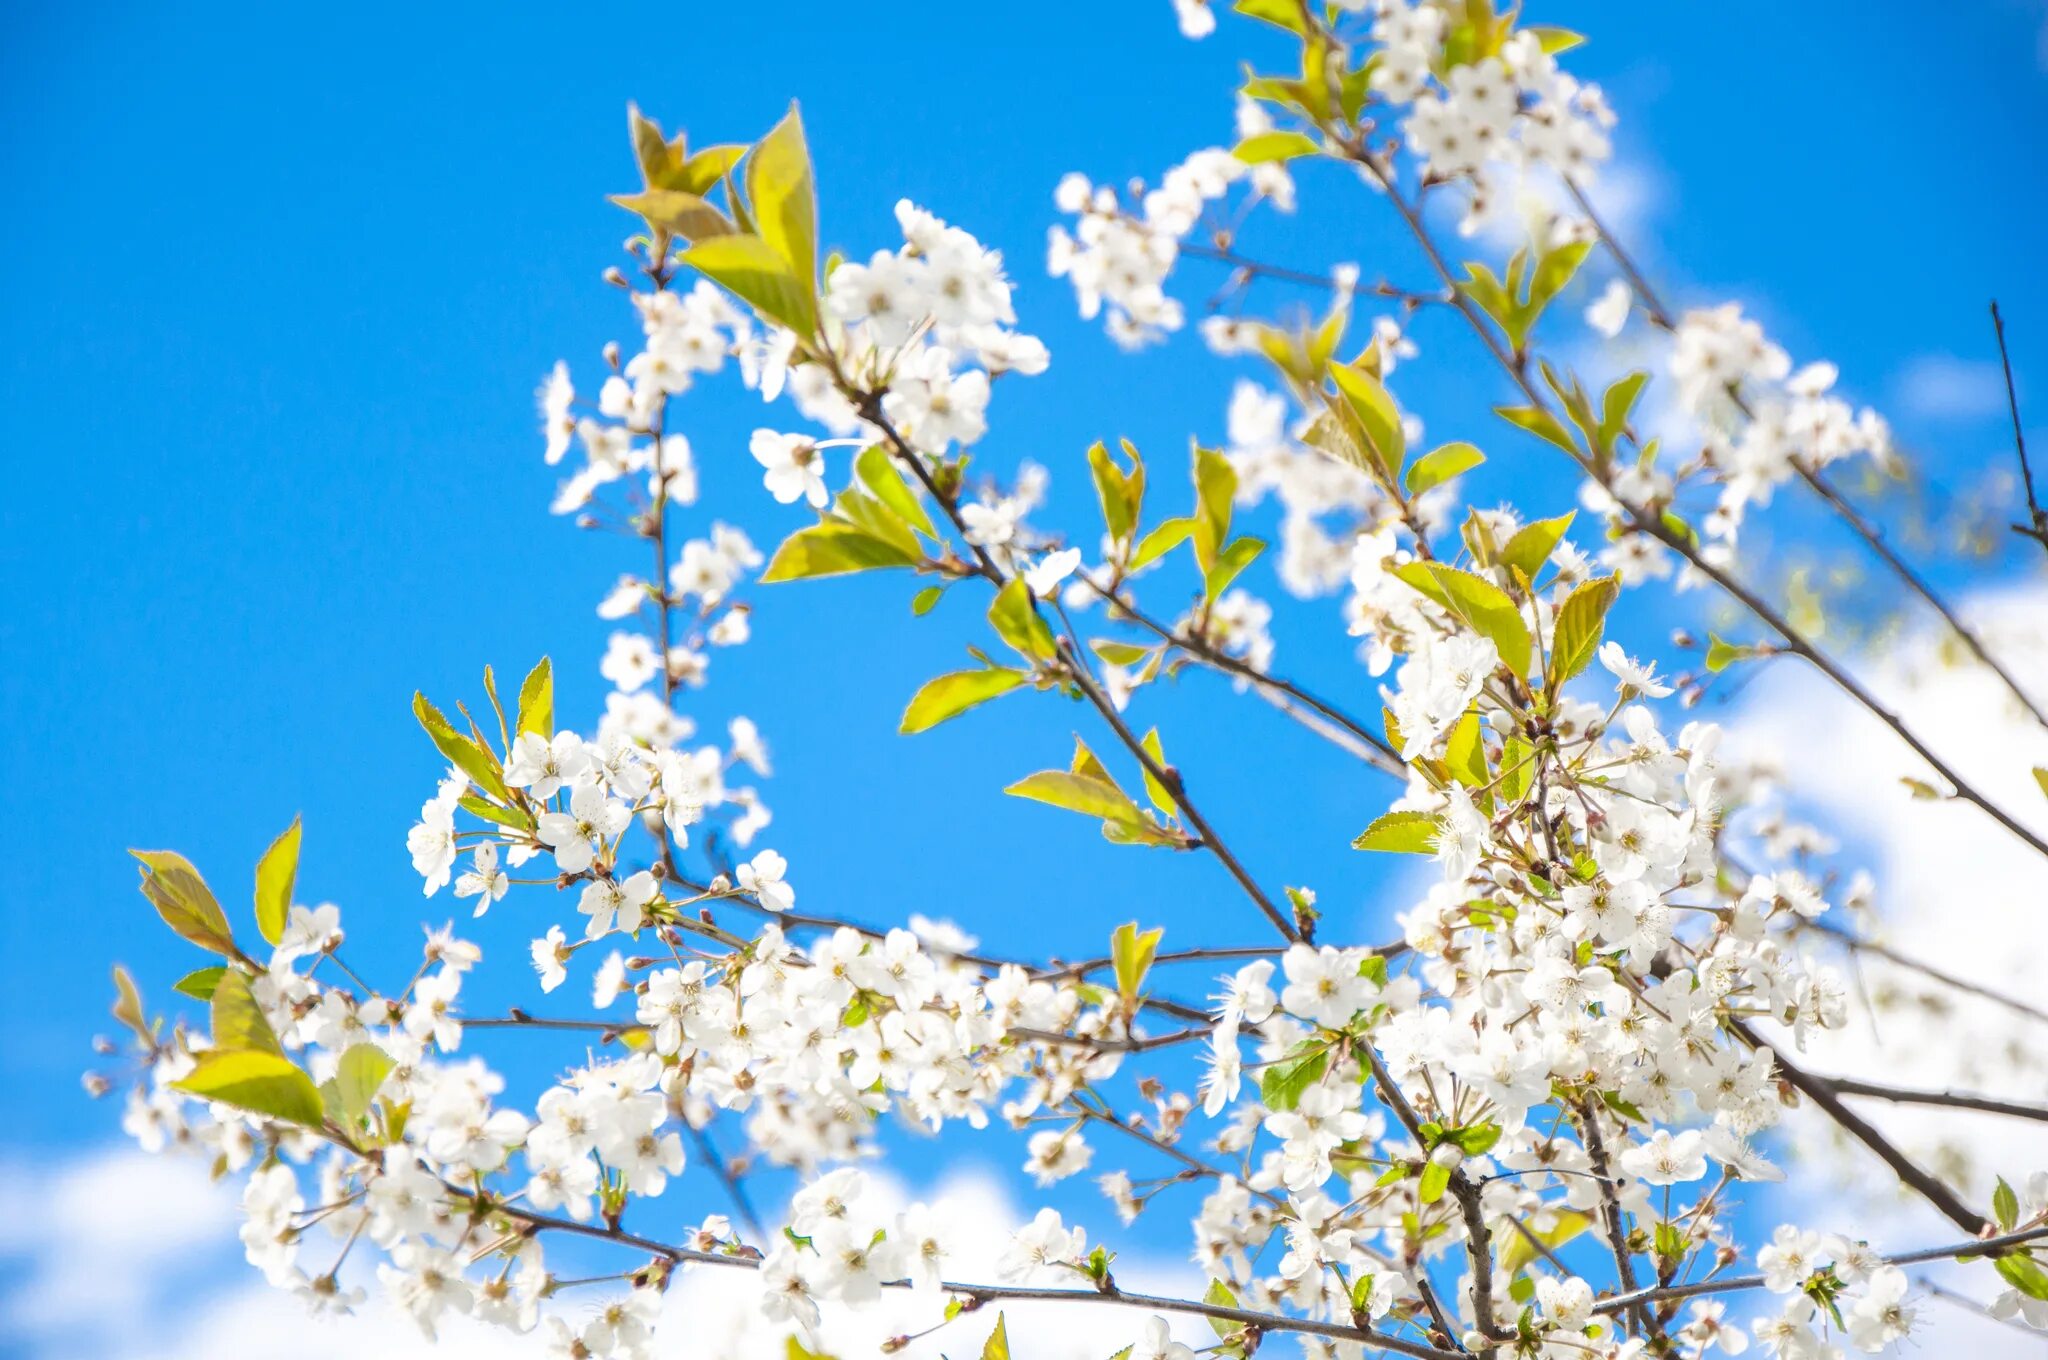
[1991,301,2047,553]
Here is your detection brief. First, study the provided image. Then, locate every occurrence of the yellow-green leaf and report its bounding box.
[900,668,1027,734]
[747,105,818,300]
[608,188,734,241]
[855,444,936,538]
[1233,130,1319,163]
[173,1049,325,1129]
[1551,575,1620,686]
[210,968,284,1057]
[516,657,553,739]
[254,815,302,947]
[1005,770,1140,825]
[413,693,510,801]
[987,577,1058,662]
[132,850,237,958]
[1400,562,1533,678]
[760,520,921,582]
[111,965,150,1044]
[1329,361,1406,471]
[1111,921,1164,1004]
[1404,441,1484,496]
[1499,512,1574,582]
[681,233,817,336]
[980,1313,1010,1360]
[1353,810,1439,853]
[331,1043,394,1127]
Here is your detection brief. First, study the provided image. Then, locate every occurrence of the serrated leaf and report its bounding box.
[988,577,1058,661]
[209,968,284,1057]
[1353,810,1438,853]
[1004,770,1140,825]
[516,657,553,739]
[413,693,509,801]
[1111,921,1164,1004]
[1205,1277,1246,1338]
[1397,562,1532,678]
[173,1049,324,1129]
[173,965,227,1001]
[1550,575,1619,686]
[1499,512,1574,581]
[1329,362,1405,472]
[331,1043,394,1128]
[980,1313,1011,1360]
[747,105,817,297]
[681,233,816,336]
[132,850,237,958]
[1445,710,1488,790]
[1404,441,1485,496]
[254,816,301,947]
[855,444,935,538]
[1261,1047,1328,1113]
[900,668,1027,734]
[609,188,734,241]
[760,519,921,582]
[1994,1253,2048,1301]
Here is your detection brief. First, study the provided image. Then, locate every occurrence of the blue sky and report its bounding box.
[2,1,2046,1351]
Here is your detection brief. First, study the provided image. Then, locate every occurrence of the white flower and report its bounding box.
[738,849,794,912]
[454,843,508,914]
[1587,279,1632,337]
[1599,641,1674,697]
[749,429,830,508]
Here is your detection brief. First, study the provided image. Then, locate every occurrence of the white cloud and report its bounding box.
[1728,583,2048,1348]
[0,1147,1204,1360]
[1893,353,2011,422]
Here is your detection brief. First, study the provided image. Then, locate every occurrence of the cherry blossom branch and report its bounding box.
[1564,179,2048,732]
[847,393,1302,942]
[1591,1224,2048,1317]
[455,1190,1469,1360]
[1340,142,2048,864]
[1573,1096,1653,1343]
[1730,1019,1988,1235]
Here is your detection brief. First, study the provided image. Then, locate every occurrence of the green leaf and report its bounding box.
[173,1049,325,1129]
[459,794,533,832]
[1091,640,1151,667]
[1527,240,1591,317]
[1232,130,1319,163]
[1704,633,1756,673]
[1329,362,1405,473]
[1418,1158,1451,1205]
[608,188,733,241]
[1130,516,1194,571]
[1495,404,1580,455]
[1004,770,1140,825]
[1192,445,1237,574]
[1445,711,1488,789]
[681,233,817,336]
[111,965,150,1044]
[254,815,302,947]
[1526,24,1586,53]
[1261,1047,1328,1112]
[413,693,510,802]
[747,105,817,294]
[1138,727,1175,816]
[1404,441,1485,496]
[1994,1253,2048,1301]
[1499,1209,1592,1275]
[911,585,944,616]
[131,850,237,958]
[900,668,1026,734]
[1353,810,1438,853]
[210,968,285,1057]
[516,657,554,738]
[1551,575,1620,686]
[1994,1177,2020,1232]
[2032,768,2048,801]
[1599,371,1650,453]
[1087,440,1142,543]
[1444,1122,1502,1155]
[1111,921,1164,1004]
[1397,562,1532,678]
[173,965,227,1001]
[1205,536,1265,602]
[760,519,921,582]
[855,444,936,538]
[1205,1277,1246,1338]
[1499,512,1574,582]
[331,1043,394,1128]
[980,1313,1011,1360]
[987,577,1058,662]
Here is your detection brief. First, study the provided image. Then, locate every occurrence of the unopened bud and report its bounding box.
[880,1337,908,1353]
[1429,1143,1465,1170]
[603,340,622,367]
[603,267,629,289]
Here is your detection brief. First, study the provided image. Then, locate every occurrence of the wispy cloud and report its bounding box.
[1893,353,2011,422]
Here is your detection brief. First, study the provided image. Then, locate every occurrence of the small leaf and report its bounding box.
[1232,130,1319,163]
[1329,362,1406,472]
[331,1044,394,1128]
[854,445,936,538]
[608,188,733,241]
[516,657,554,738]
[746,105,818,292]
[1397,562,1532,678]
[1404,441,1485,496]
[1110,921,1164,1004]
[254,815,302,947]
[1993,1253,2048,1302]
[1205,536,1265,602]
[173,965,227,1001]
[1192,446,1237,574]
[900,668,1027,734]
[1550,575,1620,686]
[2032,768,2048,801]
[173,1049,325,1129]
[911,585,944,616]
[987,577,1059,662]
[1704,634,1756,673]
[413,693,510,801]
[1004,770,1140,826]
[131,850,237,958]
[210,968,285,1057]
[1499,512,1574,582]
[1205,1277,1246,1339]
[1260,1047,1328,1113]
[1353,810,1438,853]
[1418,1158,1451,1205]
[111,966,150,1044]
[1087,440,1140,543]
[1130,516,1193,571]
[980,1313,1011,1360]
[1495,404,1580,455]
